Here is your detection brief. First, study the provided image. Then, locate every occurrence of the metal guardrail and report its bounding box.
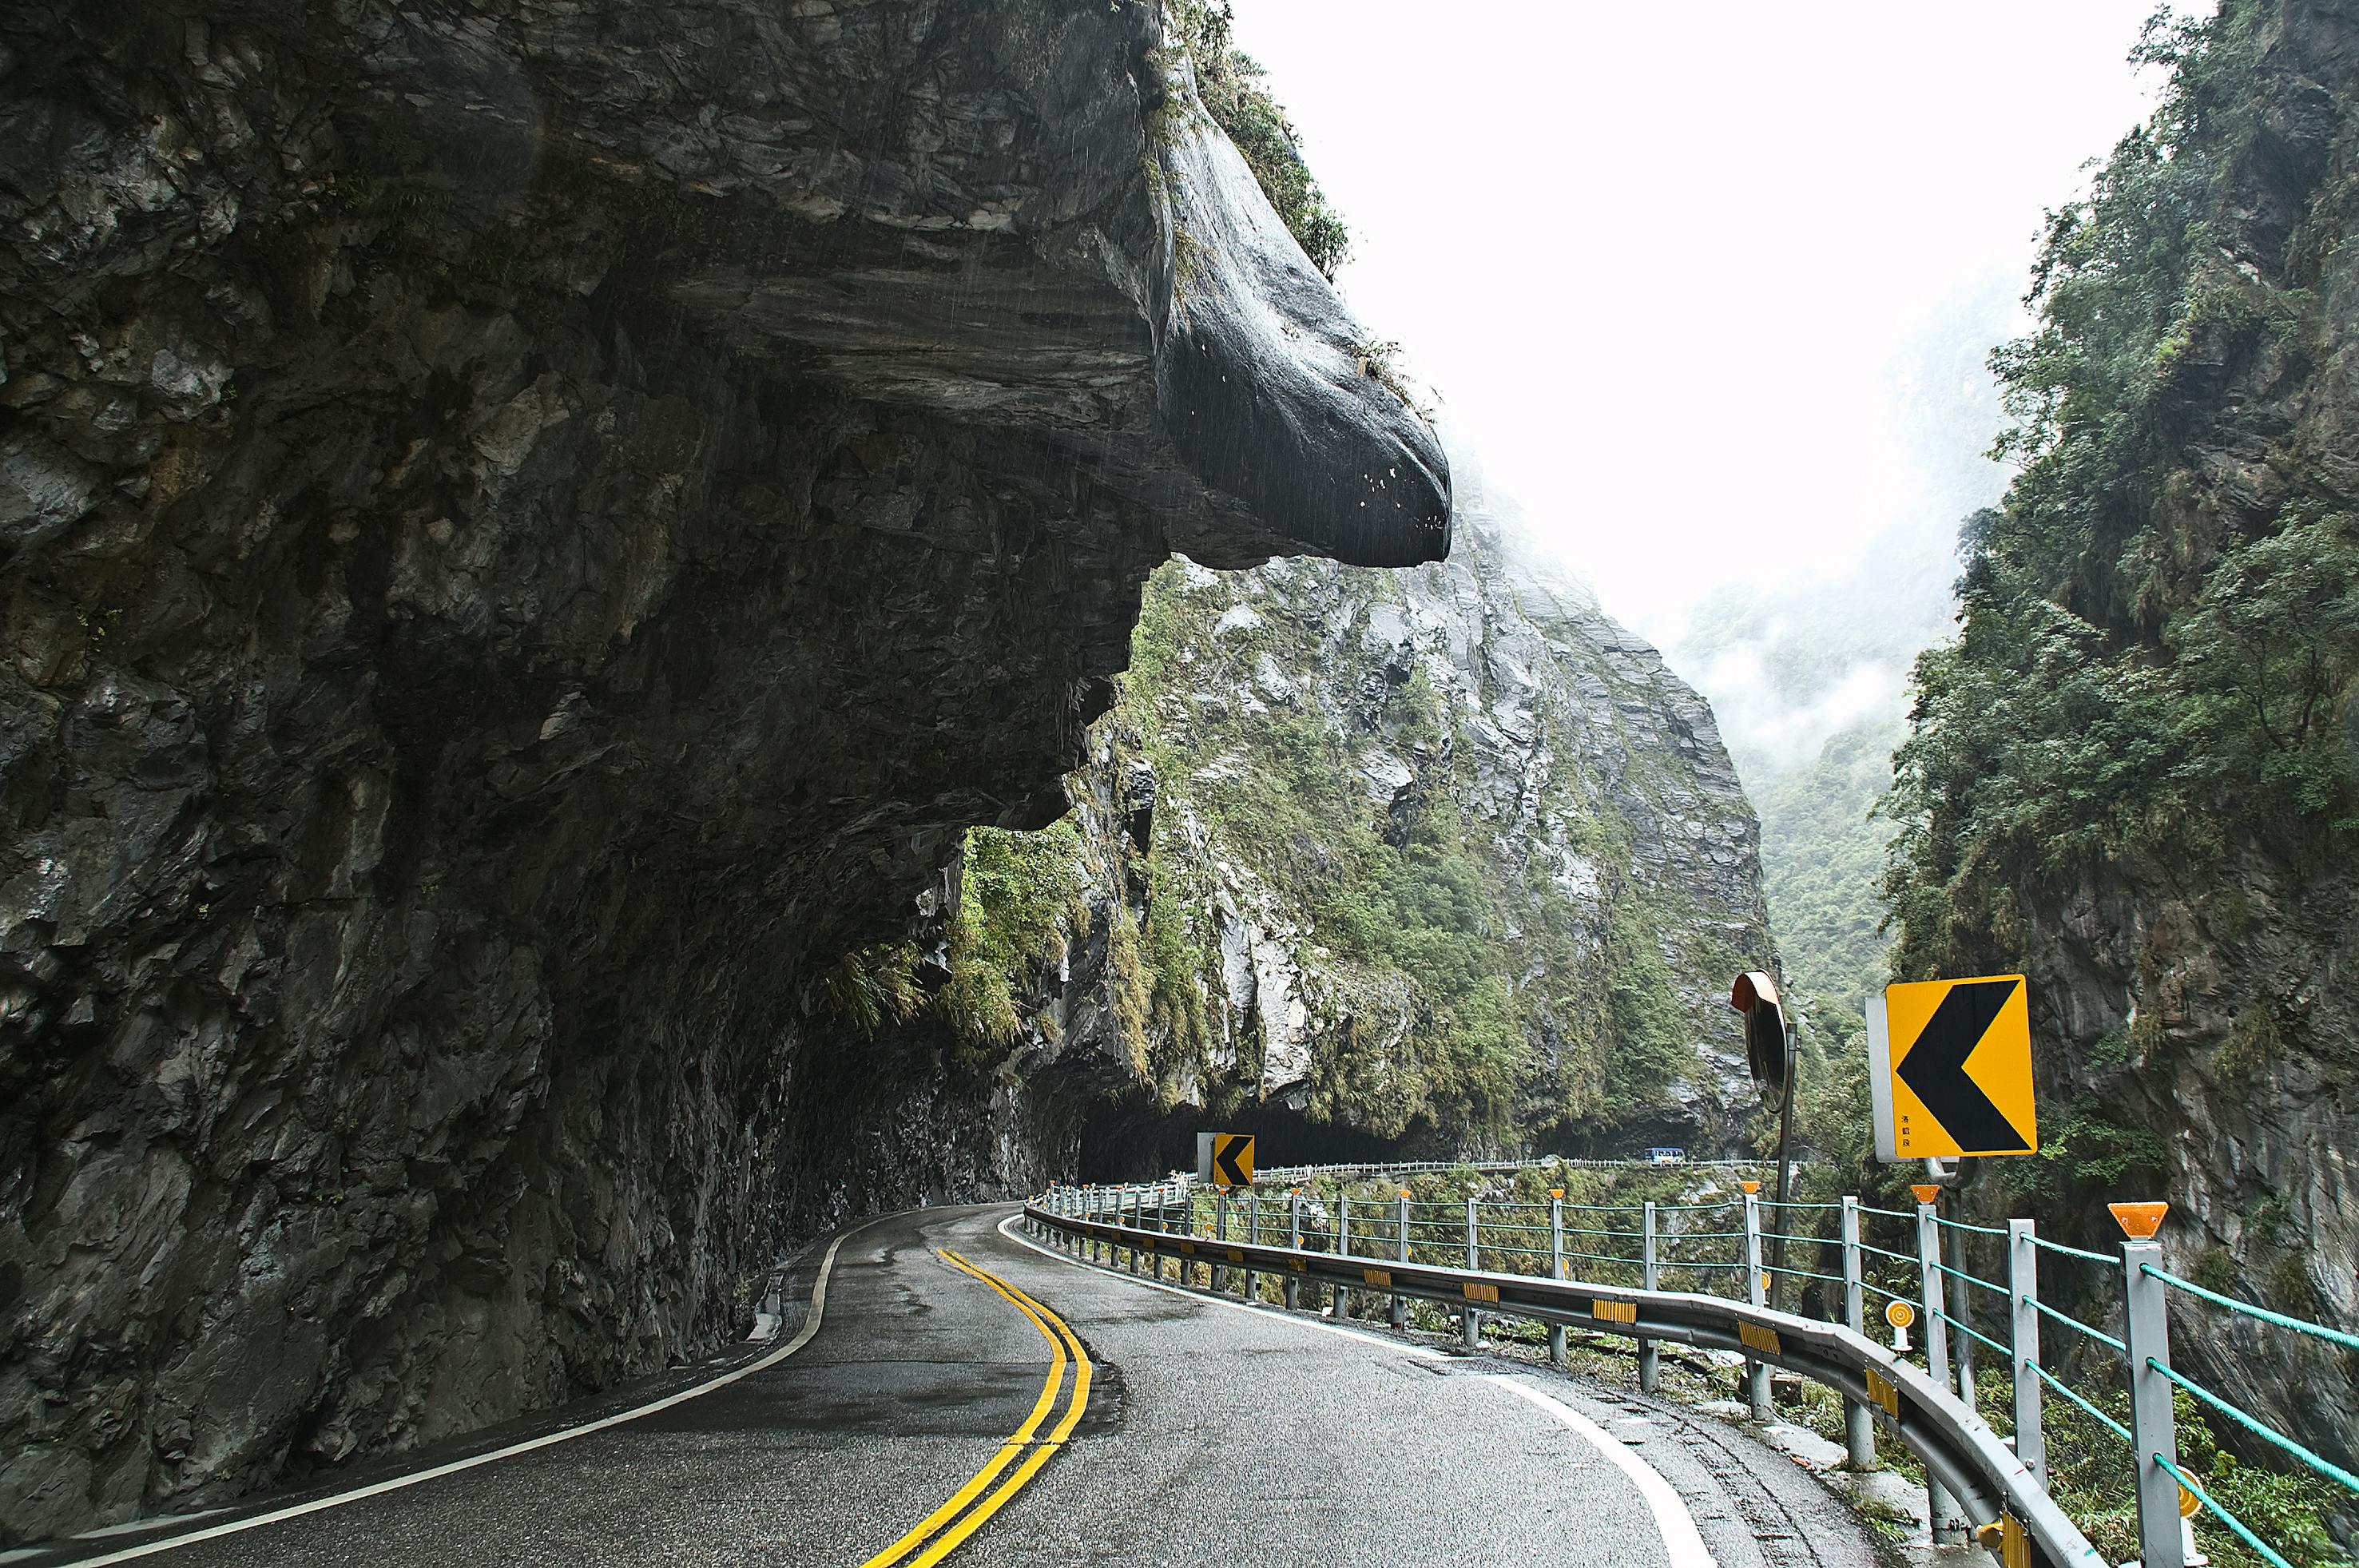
[1027,1190,2103,1568]
[1036,1175,2359,1568]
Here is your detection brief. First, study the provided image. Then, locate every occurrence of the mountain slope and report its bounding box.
[1883,0,2359,1481]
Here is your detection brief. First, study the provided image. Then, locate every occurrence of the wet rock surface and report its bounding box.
[0,0,1445,1540]
[925,459,1774,1172]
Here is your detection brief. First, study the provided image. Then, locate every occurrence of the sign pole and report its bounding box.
[1769,1015,1797,1311]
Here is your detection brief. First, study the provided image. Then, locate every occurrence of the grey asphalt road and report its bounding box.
[30,1205,1880,1567]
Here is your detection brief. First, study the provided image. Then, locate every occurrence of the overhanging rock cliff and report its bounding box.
[0,0,1446,1539]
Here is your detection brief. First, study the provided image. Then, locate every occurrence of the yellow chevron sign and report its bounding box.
[1868,975,2038,1160]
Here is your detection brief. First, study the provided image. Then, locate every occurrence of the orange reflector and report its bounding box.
[1911,1184,1941,1205]
[2179,1483,2200,1518]
[2110,1201,2169,1240]
[1741,1180,1761,1194]
[1550,1189,1564,1199]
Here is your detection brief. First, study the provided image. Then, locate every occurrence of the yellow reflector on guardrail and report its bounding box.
[1865,1365,1900,1416]
[1363,1267,1391,1287]
[1590,1299,1636,1324]
[1738,1322,1782,1356]
[1463,1283,1499,1304]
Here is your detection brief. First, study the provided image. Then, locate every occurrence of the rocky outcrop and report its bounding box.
[913,458,1775,1171]
[0,0,1447,1540]
[1882,0,2358,1488]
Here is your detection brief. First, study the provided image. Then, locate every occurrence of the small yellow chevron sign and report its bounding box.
[1865,1364,1901,1416]
[1362,1267,1391,1287]
[1590,1299,1636,1324]
[1869,975,2038,1160]
[1738,1322,1782,1356]
[1463,1282,1499,1304]
[1197,1132,1255,1189]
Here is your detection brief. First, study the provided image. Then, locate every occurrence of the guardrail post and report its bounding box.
[1841,1196,1875,1469]
[1950,1216,1976,1403]
[1245,1189,1260,1305]
[1744,1187,1771,1418]
[1392,1190,1409,1331]
[1640,1199,1660,1395]
[1336,1189,1352,1318]
[1917,1190,1966,1545]
[1285,1189,1302,1310]
[1213,1191,1229,1296]
[2122,1222,2183,1568]
[1463,1195,1482,1349]
[1547,1191,1567,1368]
[2007,1218,2043,1489]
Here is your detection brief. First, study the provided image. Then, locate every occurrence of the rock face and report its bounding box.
[907,460,1776,1171]
[0,0,1447,1540]
[1883,0,2358,1487]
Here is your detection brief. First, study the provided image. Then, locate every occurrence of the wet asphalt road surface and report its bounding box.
[29,1205,1880,1567]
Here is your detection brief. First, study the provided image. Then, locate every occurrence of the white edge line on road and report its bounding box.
[1484,1375,1719,1568]
[995,1212,1443,1360]
[66,1219,883,1566]
[1007,1213,1715,1566]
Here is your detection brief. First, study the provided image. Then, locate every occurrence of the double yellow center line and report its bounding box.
[858,1250,1091,1568]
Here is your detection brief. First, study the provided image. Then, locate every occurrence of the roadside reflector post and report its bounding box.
[1463,1195,1482,1349]
[2008,1218,2044,1489]
[1743,1186,1771,1418]
[1548,1191,1568,1369]
[1638,1199,1660,1394]
[1916,1186,1967,1544]
[1838,1197,1875,1469]
[1244,1189,1260,1305]
[1392,1190,1409,1332]
[1285,1189,1303,1310]
[2118,1202,2184,1568]
[1126,1188,1142,1276]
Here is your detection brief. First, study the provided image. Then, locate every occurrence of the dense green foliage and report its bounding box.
[1885,6,2359,980]
[1122,562,1706,1143]
[1169,0,1351,276]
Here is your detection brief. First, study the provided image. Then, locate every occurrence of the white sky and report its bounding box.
[1225,0,2184,644]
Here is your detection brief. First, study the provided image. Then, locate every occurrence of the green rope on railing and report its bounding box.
[2027,1295,2126,1353]
[1933,1307,2011,1361]
[1857,1241,1918,1265]
[1931,1257,2010,1299]
[1757,1229,1836,1247]
[1932,1216,2008,1237]
[2027,1233,2117,1266]
[2027,1360,2131,1443]
[2143,1264,2359,1353]
[1854,1203,1917,1220]
[1765,1264,1847,1288]
[2148,1360,2359,1495]
[1858,1280,1916,1307]
[2156,1455,2295,1568]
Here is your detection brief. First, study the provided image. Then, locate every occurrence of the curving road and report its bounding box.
[24,1205,1879,1568]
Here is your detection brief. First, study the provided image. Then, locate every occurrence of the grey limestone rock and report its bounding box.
[0,0,1445,1541]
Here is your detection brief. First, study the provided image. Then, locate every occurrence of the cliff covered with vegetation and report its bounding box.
[832,466,1777,1168]
[1880,0,2359,1489]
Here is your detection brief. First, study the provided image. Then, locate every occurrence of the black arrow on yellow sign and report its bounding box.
[1897,979,2033,1153]
[1213,1134,1253,1188]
